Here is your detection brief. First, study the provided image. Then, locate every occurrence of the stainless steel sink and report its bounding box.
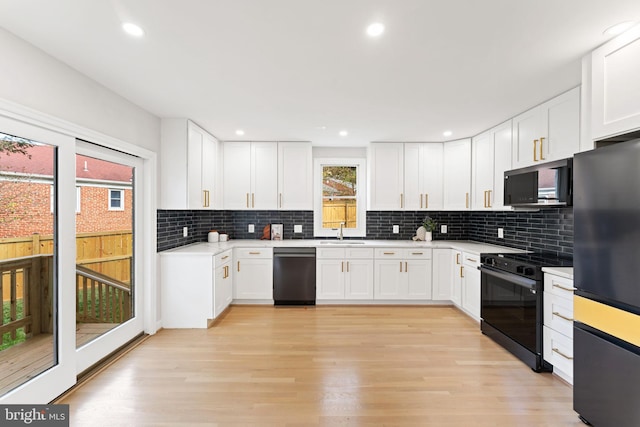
[319,241,365,245]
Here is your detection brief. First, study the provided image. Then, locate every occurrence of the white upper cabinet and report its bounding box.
[472,120,512,210]
[404,143,444,210]
[369,142,443,211]
[278,142,312,210]
[443,138,471,210]
[368,143,404,210]
[591,24,640,140]
[512,87,580,168]
[223,142,278,210]
[160,119,219,210]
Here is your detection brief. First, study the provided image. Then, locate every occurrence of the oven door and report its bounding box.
[480,265,541,354]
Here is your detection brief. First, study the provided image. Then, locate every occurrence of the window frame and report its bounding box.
[313,157,366,238]
[108,188,124,211]
[50,185,80,213]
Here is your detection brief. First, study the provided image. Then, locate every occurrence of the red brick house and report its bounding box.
[0,144,133,239]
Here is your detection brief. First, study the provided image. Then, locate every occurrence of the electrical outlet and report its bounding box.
[393,225,399,234]
[183,227,188,237]
[248,224,255,233]
[441,225,447,234]
[498,228,504,238]
[294,224,302,233]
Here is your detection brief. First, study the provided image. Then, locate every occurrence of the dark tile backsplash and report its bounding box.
[158,208,573,257]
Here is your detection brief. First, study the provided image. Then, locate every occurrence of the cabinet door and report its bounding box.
[512,106,542,168]
[492,121,512,209]
[406,259,432,299]
[278,142,312,210]
[422,143,444,210]
[316,259,345,299]
[403,143,423,210]
[201,133,217,208]
[443,139,471,209]
[543,87,580,162]
[234,258,273,299]
[187,125,204,209]
[345,259,374,299]
[591,24,640,140]
[223,142,252,209]
[432,249,452,300]
[374,259,404,299]
[462,265,481,320]
[472,131,494,210]
[251,142,278,209]
[451,251,462,306]
[369,143,404,210]
[214,262,231,318]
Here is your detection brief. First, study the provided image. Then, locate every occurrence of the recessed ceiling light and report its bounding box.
[122,22,145,37]
[339,130,348,137]
[443,130,453,137]
[603,21,636,36]
[235,129,245,136]
[366,22,385,38]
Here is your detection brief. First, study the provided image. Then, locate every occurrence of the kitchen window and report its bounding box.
[313,158,366,237]
[108,188,124,211]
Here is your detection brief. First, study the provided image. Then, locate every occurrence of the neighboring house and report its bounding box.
[0,144,132,239]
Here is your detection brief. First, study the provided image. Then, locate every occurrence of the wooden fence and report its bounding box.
[322,199,357,228]
[1,231,132,301]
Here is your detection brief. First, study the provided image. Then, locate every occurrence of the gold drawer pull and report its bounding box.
[383,252,395,255]
[553,283,577,292]
[552,348,573,360]
[221,255,229,260]
[249,251,261,255]
[552,311,574,322]
[411,252,423,255]
[456,253,460,264]
[460,266,464,278]
[467,258,478,263]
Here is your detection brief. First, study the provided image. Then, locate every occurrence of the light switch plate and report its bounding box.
[248,224,255,233]
[393,225,399,234]
[183,227,188,237]
[294,224,302,233]
[498,228,504,238]
[441,225,447,234]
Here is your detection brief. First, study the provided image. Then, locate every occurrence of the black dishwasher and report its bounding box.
[273,247,316,305]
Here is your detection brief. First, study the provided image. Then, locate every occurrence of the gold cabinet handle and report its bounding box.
[533,139,538,161]
[400,261,403,272]
[279,193,283,208]
[420,193,423,209]
[383,252,395,255]
[341,261,344,272]
[347,261,350,272]
[552,311,574,322]
[483,190,488,208]
[456,253,460,264]
[467,258,478,263]
[540,137,545,160]
[552,348,573,360]
[249,251,261,255]
[425,193,429,209]
[465,192,469,209]
[487,190,492,208]
[246,193,249,208]
[400,193,404,209]
[405,261,408,272]
[237,261,240,272]
[221,255,229,260]
[460,266,464,278]
[252,193,255,208]
[552,283,577,292]
[203,190,210,207]
[411,252,423,255]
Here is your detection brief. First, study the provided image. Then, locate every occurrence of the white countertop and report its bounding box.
[159,239,527,257]
[542,266,574,280]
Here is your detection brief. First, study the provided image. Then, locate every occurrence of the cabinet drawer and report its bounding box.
[462,252,480,268]
[544,291,574,339]
[402,249,432,259]
[544,274,575,299]
[235,248,273,259]
[374,248,403,259]
[543,326,573,384]
[316,247,346,259]
[214,250,233,268]
[345,248,374,259]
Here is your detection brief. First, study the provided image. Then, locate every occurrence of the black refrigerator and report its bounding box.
[573,139,640,426]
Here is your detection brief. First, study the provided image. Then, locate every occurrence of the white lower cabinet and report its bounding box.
[374,248,432,300]
[451,251,462,306]
[234,248,273,301]
[432,249,452,300]
[543,272,575,384]
[316,247,374,300]
[454,252,480,321]
[160,251,231,329]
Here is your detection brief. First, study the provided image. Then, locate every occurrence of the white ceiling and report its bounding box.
[1,0,640,146]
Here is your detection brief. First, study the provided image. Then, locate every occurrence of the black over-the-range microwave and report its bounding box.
[504,158,573,208]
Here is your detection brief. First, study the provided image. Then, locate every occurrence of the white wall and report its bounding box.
[0,28,160,152]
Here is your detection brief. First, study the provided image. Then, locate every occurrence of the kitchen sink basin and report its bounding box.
[319,241,365,245]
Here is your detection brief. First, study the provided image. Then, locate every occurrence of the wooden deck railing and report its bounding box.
[0,255,53,341]
[76,265,131,324]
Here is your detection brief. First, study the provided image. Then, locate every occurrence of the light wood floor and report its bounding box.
[61,306,581,426]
